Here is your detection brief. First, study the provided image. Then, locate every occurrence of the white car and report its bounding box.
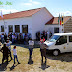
[44,33,72,56]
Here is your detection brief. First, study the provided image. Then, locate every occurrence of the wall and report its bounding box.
[32,7,53,39]
[0,16,32,36]
[45,24,59,34]
[64,17,72,32]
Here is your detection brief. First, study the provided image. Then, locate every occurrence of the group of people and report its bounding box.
[0,37,48,65]
[0,33,32,44]
[28,38,48,64]
[0,31,49,66]
[0,38,20,65]
[36,31,52,41]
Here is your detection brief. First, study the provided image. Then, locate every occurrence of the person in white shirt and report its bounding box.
[28,38,34,58]
[6,39,13,60]
[12,34,15,43]
[12,46,20,65]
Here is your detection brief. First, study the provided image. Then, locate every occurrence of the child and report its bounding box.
[12,46,20,65]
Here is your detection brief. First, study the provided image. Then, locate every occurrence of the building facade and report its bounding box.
[0,7,53,39]
[45,16,72,34]
[0,7,72,39]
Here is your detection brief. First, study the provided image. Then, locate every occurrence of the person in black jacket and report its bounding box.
[4,33,7,42]
[0,43,10,64]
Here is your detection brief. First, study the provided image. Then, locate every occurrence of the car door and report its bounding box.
[55,36,68,53]
[67,36,72,52]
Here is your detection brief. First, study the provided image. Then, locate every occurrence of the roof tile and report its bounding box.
[0,8,42,20]
[45,16,71,25]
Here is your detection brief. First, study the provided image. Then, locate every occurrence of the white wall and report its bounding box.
[0,7,57,39]
[0,16,32,36]
[45,24,59,34]
[32,8,53,39]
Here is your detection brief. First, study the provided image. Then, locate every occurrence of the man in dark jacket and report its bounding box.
[0,43,10,64]
[40,39,48,64]
[4,33,7,42]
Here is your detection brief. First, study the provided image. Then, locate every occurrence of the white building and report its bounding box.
[0,7,72,39]
[0,7,53,39]
[45,16,72,34]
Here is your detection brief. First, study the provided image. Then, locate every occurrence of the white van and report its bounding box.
[44,33,72,56]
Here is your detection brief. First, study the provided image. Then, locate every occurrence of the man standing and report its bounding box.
[28,38,34,58]
[40,39,48,64]
[6,38,13,60]
[28,38,34,64]
[0,43,10,64]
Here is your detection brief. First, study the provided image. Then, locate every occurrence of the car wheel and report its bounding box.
[53,50,60,56]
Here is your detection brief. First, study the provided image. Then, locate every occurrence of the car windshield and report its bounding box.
[49,35,60,42]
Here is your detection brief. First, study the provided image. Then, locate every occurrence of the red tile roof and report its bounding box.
[45,16,71,25]
[0,7,43,20]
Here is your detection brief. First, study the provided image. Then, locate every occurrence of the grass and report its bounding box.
[0,45,72,72]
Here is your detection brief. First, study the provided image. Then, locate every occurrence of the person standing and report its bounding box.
[12,46,20,65]
[49,31,52,38]
[1,33,4,44]
[10,33,12,41]
[18,33,20,44]
[0,43,10,64]
[6,38,13,60]
[47,31,49,40]
[4,33,7,42]
[28,38,34,58]
[39,39,48,64]
[12,34,15,44]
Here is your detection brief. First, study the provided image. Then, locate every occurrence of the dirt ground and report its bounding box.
[0,44,72,72]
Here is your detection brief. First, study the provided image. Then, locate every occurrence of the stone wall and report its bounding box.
[64,17,72,32]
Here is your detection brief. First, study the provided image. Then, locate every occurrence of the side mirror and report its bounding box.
[55,40,59,45]
[57,40,59,43]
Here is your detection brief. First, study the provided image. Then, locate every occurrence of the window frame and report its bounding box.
[56,36,67,45]
[54,27,59,33]
[1,25,4,32]
[69,36,72,42]
[8,25,13,32]
[22,25,28,33]
[15,25,20,33]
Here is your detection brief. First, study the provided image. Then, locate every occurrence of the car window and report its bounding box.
[69,36,72,42]
[56,36,67,45]
[49,35,60,42]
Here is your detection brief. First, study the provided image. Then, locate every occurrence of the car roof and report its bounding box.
[54,33,72,36]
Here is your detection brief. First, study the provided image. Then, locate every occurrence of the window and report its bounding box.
[22,25,28,33]
[54,28,59,33]
[1,25,4,32]
[49,35,60,42]
[8,25,13,32]
[56,36,67,45]
[15,25,20,33]
[69,36,72,42]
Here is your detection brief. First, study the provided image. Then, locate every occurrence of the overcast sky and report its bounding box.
[0,0,72,17]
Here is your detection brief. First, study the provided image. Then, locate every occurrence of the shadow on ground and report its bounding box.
[39,63,50,70]
[0,62,8,71]
[46,52,72,62]
[9,64,18,71]
[0,59,12,71]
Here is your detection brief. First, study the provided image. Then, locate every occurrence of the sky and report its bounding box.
[0,0,72,17]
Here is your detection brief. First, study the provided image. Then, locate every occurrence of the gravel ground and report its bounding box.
[0,44,72,72]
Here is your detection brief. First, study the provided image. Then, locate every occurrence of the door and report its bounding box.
[67,36,72,52]
[55,36,68,53]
